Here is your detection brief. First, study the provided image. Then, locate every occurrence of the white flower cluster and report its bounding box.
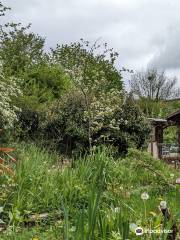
[84,89,123,134]
[66,65,124,138]
[0,71,22,129]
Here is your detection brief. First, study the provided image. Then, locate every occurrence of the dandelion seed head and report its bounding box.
[160,201,167,209]
[141,192,149,200]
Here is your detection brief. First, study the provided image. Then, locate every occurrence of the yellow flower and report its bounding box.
[32,237,39,240]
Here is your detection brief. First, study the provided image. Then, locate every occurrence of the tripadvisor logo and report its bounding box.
[135,227,144,236]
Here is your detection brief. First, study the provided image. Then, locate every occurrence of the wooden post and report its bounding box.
[155,126,163,159]
[176,123,180,168]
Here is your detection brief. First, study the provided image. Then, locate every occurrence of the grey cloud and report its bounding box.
[149,26,180,69]
[2,0,180,83]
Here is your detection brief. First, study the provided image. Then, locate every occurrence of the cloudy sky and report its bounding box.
[2,0,180,86]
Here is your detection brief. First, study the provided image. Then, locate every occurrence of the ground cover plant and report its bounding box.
[0,144,179,239]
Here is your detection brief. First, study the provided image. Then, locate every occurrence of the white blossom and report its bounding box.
[141,192,149,200]
[0,69,22,129]
[160,201,167,210]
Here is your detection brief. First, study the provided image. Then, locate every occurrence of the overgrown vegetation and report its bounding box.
[0,145,179,239]
[0,2,179,239]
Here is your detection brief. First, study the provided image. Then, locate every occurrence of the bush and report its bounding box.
[0,70,22,129]
[14,63,71,140]
[43,91,89,153]
[43,93,150,155]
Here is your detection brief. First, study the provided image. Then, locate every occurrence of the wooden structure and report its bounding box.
[148,118,167,159]
[148,110,180,167]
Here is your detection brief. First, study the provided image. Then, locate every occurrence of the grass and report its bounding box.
[0,144,179,239]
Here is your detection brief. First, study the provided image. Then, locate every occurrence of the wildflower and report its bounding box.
[160,201,167,210]
[141,192,149,200]
[114,207,120,213]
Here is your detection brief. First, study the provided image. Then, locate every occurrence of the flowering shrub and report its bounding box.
[43,91,149,155]
[0,70,22,129]
[49,40,149,154]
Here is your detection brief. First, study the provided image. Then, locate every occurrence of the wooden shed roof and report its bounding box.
[148,118,167,127]
[166,110,180,122]
[149,109,180,127]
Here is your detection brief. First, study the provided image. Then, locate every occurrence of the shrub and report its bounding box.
[43,90,88,153]
[14,63,71,139]
[43,93,150,155]
[0,70,22,129]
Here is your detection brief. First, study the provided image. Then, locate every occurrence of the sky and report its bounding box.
[2,0,180,87]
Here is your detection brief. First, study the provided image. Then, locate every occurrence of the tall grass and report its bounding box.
[0,144,179,239]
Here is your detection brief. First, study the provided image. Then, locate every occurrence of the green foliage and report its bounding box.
[0,13,149,152]
[51,39,123,92]
[1,3,179,239]
[50,39,124,149]
[43,90,88,153]
[137,98,165,117]
[43,93,149,155]
[97,96,150,154]
[13,63,71,139]
[1,145,179,239]
[22,63,71,101]
[163,126,177,144]
[137,97,180,120]
[164,99,180,116]
[0,23,45,76]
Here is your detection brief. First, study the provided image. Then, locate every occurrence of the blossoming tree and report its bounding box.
[0,69,22,129]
